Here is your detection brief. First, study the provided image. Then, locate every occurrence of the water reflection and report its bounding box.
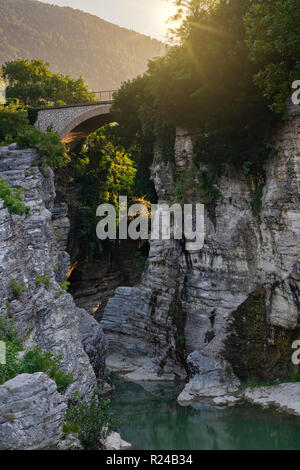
[110,379,300,450]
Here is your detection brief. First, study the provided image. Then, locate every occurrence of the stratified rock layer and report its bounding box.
[0,373,67,450]
[0,145,106,396]
[101,102,300,391]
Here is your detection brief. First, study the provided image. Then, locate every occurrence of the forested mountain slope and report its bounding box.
[0,0,165,90]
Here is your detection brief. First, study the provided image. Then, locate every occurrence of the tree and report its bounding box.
[0,102,31,145]
[67,126,137,259]
[245,0,300,115]
[1,59,94,107]
[168,0,218,43]
[112,0,275,170]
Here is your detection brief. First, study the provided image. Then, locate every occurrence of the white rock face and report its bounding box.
[177,352,239,405]
[0,373,67,450]
[244,383,300,416]
[102,102,300,398]
[104,431,132,450]
[0,145,107,397]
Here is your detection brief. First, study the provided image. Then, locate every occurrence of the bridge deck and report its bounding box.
[34,100,113,111]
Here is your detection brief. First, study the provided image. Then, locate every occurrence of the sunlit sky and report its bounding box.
[38,0,178,40]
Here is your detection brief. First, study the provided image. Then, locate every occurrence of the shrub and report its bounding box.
[36,273,51,289]
[0,341,22,385]
[250,184,265,216]
[9,280,25,299]
[0,345,73,392]
[0,315,22,384]
[17,128,70,169]
[0,315,21,348]
[0,314,73,391]
[58,281,70,291]
[0,178,30,215]
[20,347,73,393]
[66,388,118,450]
[0,102,31,145]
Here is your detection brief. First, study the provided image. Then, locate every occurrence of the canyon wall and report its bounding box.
[0,144,107,397]
[101,101,300,396]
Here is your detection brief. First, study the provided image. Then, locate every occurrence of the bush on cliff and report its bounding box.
[0,178,30,215]
[0,315,73,392]
[0,103,70,171]
[65,388,118,450]
[20,347,73,393]
[0,102,31,146]
[17,127,70,169]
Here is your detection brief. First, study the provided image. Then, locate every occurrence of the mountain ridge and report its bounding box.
[0,0,166,90]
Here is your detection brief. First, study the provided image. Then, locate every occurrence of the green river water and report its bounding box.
[110,379,300,450]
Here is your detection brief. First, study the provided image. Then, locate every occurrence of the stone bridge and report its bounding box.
[35,101,113,148]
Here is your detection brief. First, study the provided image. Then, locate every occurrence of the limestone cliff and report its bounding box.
[0,144,107,397]
[101,101,300,396]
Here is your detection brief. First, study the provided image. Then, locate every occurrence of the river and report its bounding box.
[110,378,300,450]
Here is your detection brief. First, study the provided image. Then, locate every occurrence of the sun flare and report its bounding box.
[159,1,180,36]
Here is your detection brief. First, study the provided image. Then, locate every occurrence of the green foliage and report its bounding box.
[0,315,21,384]
[197,169,220,221]
[0,178,30,215]
[9,280,25,299]
[0,313,73,391]
[62,421,81,437]
[2,59,94,107]
[66,388,118,450]
[20,347,73,393]
[0,101,31,145]
[242,161,253,177]
[0,341,21,385]
[241,374,300,391]
[17,128,70,170]
[36,273,51,290]
[176,334,185,345]
[135,251,149,270]
[27,108,38,126]
[65,126,137,259]
[112,0,277,173]
[58,281,70,292]
[0,315,21,348]
[197,170,219,207]
[245,0,300,115]
[55,231,64,239]
[250,183,265,216]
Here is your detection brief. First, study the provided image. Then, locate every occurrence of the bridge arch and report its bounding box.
[35,101,114,148]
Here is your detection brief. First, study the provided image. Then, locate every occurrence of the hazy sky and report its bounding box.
[38,0,178,40]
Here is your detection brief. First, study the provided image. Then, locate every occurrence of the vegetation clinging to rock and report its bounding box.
[0,314,73,391]
[17,127,70,170]
[0,178,30,215]
[65,388,118,450]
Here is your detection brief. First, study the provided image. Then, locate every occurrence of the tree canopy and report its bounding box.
[245,0,300,115]
[1,59,93,107]
[111,0,281,172]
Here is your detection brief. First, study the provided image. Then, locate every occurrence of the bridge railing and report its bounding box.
[75,89,117,103]
[34,90,118,109]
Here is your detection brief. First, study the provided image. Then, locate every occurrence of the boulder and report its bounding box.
[0,373,67,450]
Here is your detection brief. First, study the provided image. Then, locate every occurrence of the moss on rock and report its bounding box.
[224,288,300,382]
